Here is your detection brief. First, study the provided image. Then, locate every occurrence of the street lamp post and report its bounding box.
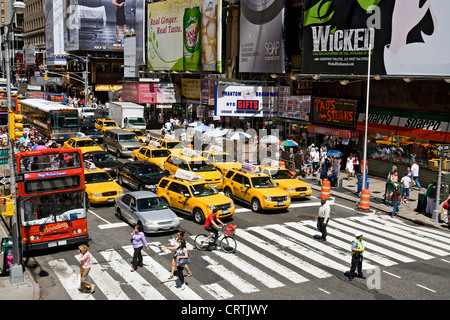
[361,43,372,200]
[4,0,26,284]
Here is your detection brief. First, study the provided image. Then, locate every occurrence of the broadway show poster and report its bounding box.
[302,0,450,76]
[64,0,137,52]
[239,0,286,73]
[147,0,222,72]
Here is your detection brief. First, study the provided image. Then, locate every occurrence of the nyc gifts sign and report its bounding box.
[310,97,358,128]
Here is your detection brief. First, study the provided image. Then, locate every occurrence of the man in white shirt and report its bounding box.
[317,198,330,241]
[411,160,421,190]
[400,172,411,203]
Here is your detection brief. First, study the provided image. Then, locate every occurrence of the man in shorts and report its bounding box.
[204,209,225,245]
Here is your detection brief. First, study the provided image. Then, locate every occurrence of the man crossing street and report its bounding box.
[317,197,330,242]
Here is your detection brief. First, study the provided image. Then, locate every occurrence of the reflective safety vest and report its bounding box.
[351,239,365,256]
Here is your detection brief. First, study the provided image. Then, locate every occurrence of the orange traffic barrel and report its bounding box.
[321,179,330,199]
[358,189,371,210]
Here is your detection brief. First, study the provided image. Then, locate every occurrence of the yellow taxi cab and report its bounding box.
[200,145,241,175]
[257,160,312,199]
[163,148,223,190]
[84,161,124,204]
[63,136,103,154]
[124,128,148,145]
[156,169,234,224]
[156,134,185,154]
[222,163,291,213]
[95,118,120,134]
[131,141,171,168]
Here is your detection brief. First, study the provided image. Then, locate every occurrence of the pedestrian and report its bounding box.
[346,232,366,281]
[411,160,421,190]
[317,197,330,241]
[319,156,330,186]
[161,231,192,280]
[78,244,95,294]
[175,238,189,290]
[391,185,402,218]
[425,180,437,216]
[346,154,354,180]
[130,221,149,272]
[400,172,411,203]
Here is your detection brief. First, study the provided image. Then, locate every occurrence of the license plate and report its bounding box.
[223,209,228,214]
[163,225,170,230]
[278,201,284,206]
[300,193,305,197]
[108,198,114,202]
[58,240,67,246]
[48,241,57,248]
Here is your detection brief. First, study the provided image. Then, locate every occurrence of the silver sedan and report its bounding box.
[115,191,181,233]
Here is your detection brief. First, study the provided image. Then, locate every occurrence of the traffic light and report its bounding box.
[8,111,23,140]
[66,74,70,80]
[35,52,41,67]
[44,73,48,81]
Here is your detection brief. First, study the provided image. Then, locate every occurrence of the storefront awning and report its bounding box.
[94,84,123,92]
[308,125,359,139]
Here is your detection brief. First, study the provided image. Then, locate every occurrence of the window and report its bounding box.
[158,179,169,189]
[25,176,81,194]
[232,173,243,184]
[225,170,234,179]
[168,182,181,193]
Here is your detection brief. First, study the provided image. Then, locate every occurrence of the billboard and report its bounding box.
[302,0,450,76]
[215,85,278,118]
[310,97,358,129]
[147,0,222,72]
[45,0,66,65]
[239,0,286,73]
[64,0,138,52]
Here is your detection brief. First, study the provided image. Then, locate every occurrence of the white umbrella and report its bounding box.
[228,132,251,140]
[188,121,201,127]
[208,128,229,137]
[260,135,280,144]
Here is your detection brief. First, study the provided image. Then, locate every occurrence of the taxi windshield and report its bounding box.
[270,169,294,179]
[85,172,113,184]
[251,176,277,188]
[104,121,118,127]
[137,166,164,177]
[189,161,216,172]
[137,197,168,211]
[152,149,170,158]
[77,140,98,147]
[91,152,115,163]
[189,183,218,197]
[214,154,236,163]
[167,141,184,149]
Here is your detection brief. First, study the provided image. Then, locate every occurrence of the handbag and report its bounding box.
[178,252,190,266]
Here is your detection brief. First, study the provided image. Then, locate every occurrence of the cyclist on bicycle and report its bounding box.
[204,209,225,245]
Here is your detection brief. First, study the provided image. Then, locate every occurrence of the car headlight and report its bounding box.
[230,201,234,207]
[286,188,295,192]
[307,187,312,191]
[91,193,101,197]
[145,185,157,189]
[286,195,290,200]
[209,205,217,210]
[173,217,180,223]
[144,220,157,226]
[118,190,124,195]
[265,196,272,201]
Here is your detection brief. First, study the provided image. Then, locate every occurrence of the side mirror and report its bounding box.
[184,193,191,198]
[244,184,251,188]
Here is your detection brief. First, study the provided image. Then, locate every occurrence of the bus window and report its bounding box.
[19,152,81,173]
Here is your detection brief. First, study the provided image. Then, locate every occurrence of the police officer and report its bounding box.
[347,232,366,281]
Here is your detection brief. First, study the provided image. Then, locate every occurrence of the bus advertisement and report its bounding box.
[20,98,79,143]
[16,148,89,251]
[25,92,67,104]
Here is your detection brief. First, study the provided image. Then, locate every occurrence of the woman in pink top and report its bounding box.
[78,244,95,294]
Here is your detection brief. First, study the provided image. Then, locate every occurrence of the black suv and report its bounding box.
[117,161,166,192]
[83,151,121,179]
[80,123,103,144]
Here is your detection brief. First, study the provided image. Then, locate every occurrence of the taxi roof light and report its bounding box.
[174,169,200,181]
[164,134,176,141]
[209,145,223,153]
[149,141,161,148]
[76,132,87,138]
[240,163,260,174]
[261,158,285,168]
[84,160,97,171]
[181,148,198,157]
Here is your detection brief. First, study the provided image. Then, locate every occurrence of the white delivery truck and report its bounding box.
[109,101,146,130]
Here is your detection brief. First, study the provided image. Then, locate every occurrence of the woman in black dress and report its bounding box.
[113,0,127,42]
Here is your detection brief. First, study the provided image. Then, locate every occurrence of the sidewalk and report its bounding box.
[305,174,450,231]
[0,219,40,300]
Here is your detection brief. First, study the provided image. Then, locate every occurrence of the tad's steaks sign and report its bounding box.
[311,97,358,128]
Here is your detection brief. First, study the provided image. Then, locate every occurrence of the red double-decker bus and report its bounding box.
[15,148,89,251]
[0,96,18,127]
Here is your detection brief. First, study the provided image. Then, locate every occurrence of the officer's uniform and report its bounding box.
[347,232,366,281]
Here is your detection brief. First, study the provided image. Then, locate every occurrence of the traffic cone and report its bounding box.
[358,189,371,210]
[321,179,330,200]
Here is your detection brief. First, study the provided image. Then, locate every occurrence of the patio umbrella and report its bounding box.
[208,128,229,137]
[188,121,202,127]
[260,135,280,144]
[228,132,251,140]
[194,124,213,132]
[326,150,343,157]
[281,140,298,147]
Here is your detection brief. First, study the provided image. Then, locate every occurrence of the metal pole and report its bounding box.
[84,58,89,100]
[4,24,23,284]
[432,154,443,221]
[362,43,372,193]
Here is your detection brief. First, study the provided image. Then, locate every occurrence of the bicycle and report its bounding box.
[194,224,237,253]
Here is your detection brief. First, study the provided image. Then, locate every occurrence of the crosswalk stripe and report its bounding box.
[287,222,397,267]
[228,238,309,284]
[73,254,130,300]
[48,259,94,300]
[211,249,285,289]
[335,219,435,260]
[201,255,259,293]
[100,249,166,300]
[350,217,450,254]
[201,283,233,300]
[267,224,378,270]
[248,227,350,273]
[121,245,203,300]
[236,228,331,279]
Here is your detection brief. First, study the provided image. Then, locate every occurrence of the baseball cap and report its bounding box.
[355,232,363,238]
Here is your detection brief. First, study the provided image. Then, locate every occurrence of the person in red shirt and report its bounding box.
[204,209,225,245]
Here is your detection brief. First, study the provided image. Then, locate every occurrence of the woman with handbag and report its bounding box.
[130,222,149,272]
[161,231,192,280]
[175,239,189,290]
[78,244,95,294]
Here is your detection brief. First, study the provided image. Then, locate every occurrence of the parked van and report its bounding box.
[103,129,143,158]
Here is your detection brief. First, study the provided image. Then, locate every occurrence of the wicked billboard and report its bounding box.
[302,0,450,76]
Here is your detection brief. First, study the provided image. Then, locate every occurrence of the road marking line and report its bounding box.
[201,283,233,300]
[441,259,450,264]
[416,284,436,293]
[382,270,401,279]
[98,222,129,229]
[318,288,330,294]
[88,209,110,224]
